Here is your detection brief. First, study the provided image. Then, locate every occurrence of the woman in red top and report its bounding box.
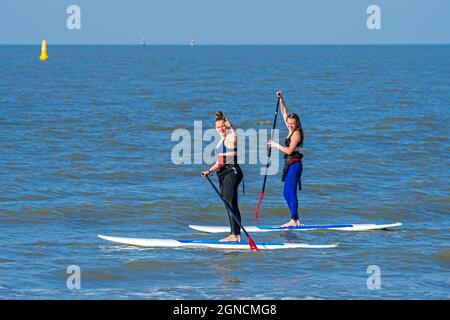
[202,111,244,242]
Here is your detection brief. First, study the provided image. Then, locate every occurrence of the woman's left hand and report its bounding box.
[268,140,276,148]
[224,118,232,128]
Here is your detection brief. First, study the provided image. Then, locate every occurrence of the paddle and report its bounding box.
[255,96,281,223]
[204,174,259,252]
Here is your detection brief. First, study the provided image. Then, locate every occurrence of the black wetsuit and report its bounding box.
[216,137,243,235]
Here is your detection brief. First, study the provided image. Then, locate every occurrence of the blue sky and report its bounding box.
[0,0,449,44]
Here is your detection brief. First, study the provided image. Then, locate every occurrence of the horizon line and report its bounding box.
[1,42,450,46]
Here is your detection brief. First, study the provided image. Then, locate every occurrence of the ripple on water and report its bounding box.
[435,249,450,267]
[76,268,131,282]
[123,260,178,270]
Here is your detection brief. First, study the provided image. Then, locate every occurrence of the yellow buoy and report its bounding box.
[39,40,48,61]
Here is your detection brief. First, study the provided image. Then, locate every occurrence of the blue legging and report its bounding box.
[283,161,303,221]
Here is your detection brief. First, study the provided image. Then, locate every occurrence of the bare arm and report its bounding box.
[277,91,289,129]
[201,161,220,176]
[269,131,301,156]
[224,118,237,147]
[225,118,236,135]
[209,161,220,172]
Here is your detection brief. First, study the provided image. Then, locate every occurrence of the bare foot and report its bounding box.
[219,234,241,242]
[281,219,300,228]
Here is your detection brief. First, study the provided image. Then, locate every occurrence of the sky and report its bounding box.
[0,0,449,44]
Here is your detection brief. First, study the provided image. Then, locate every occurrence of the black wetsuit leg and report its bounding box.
[218,165,243,235]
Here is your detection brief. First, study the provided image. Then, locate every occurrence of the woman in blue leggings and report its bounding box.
[268,91,304,227]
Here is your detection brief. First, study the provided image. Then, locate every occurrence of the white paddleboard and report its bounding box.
[189,222,403,233]
[98,235,338,250]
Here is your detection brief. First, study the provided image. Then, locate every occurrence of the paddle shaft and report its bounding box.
[255,97,281,221]
[267,97,281,162]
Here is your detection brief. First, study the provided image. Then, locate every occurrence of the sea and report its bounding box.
[0,45,449,299]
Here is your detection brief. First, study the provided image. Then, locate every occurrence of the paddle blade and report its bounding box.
[254,192,264,223]
[248,237,260,252]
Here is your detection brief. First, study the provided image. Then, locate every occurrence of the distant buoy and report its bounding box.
[39,40,48,61]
